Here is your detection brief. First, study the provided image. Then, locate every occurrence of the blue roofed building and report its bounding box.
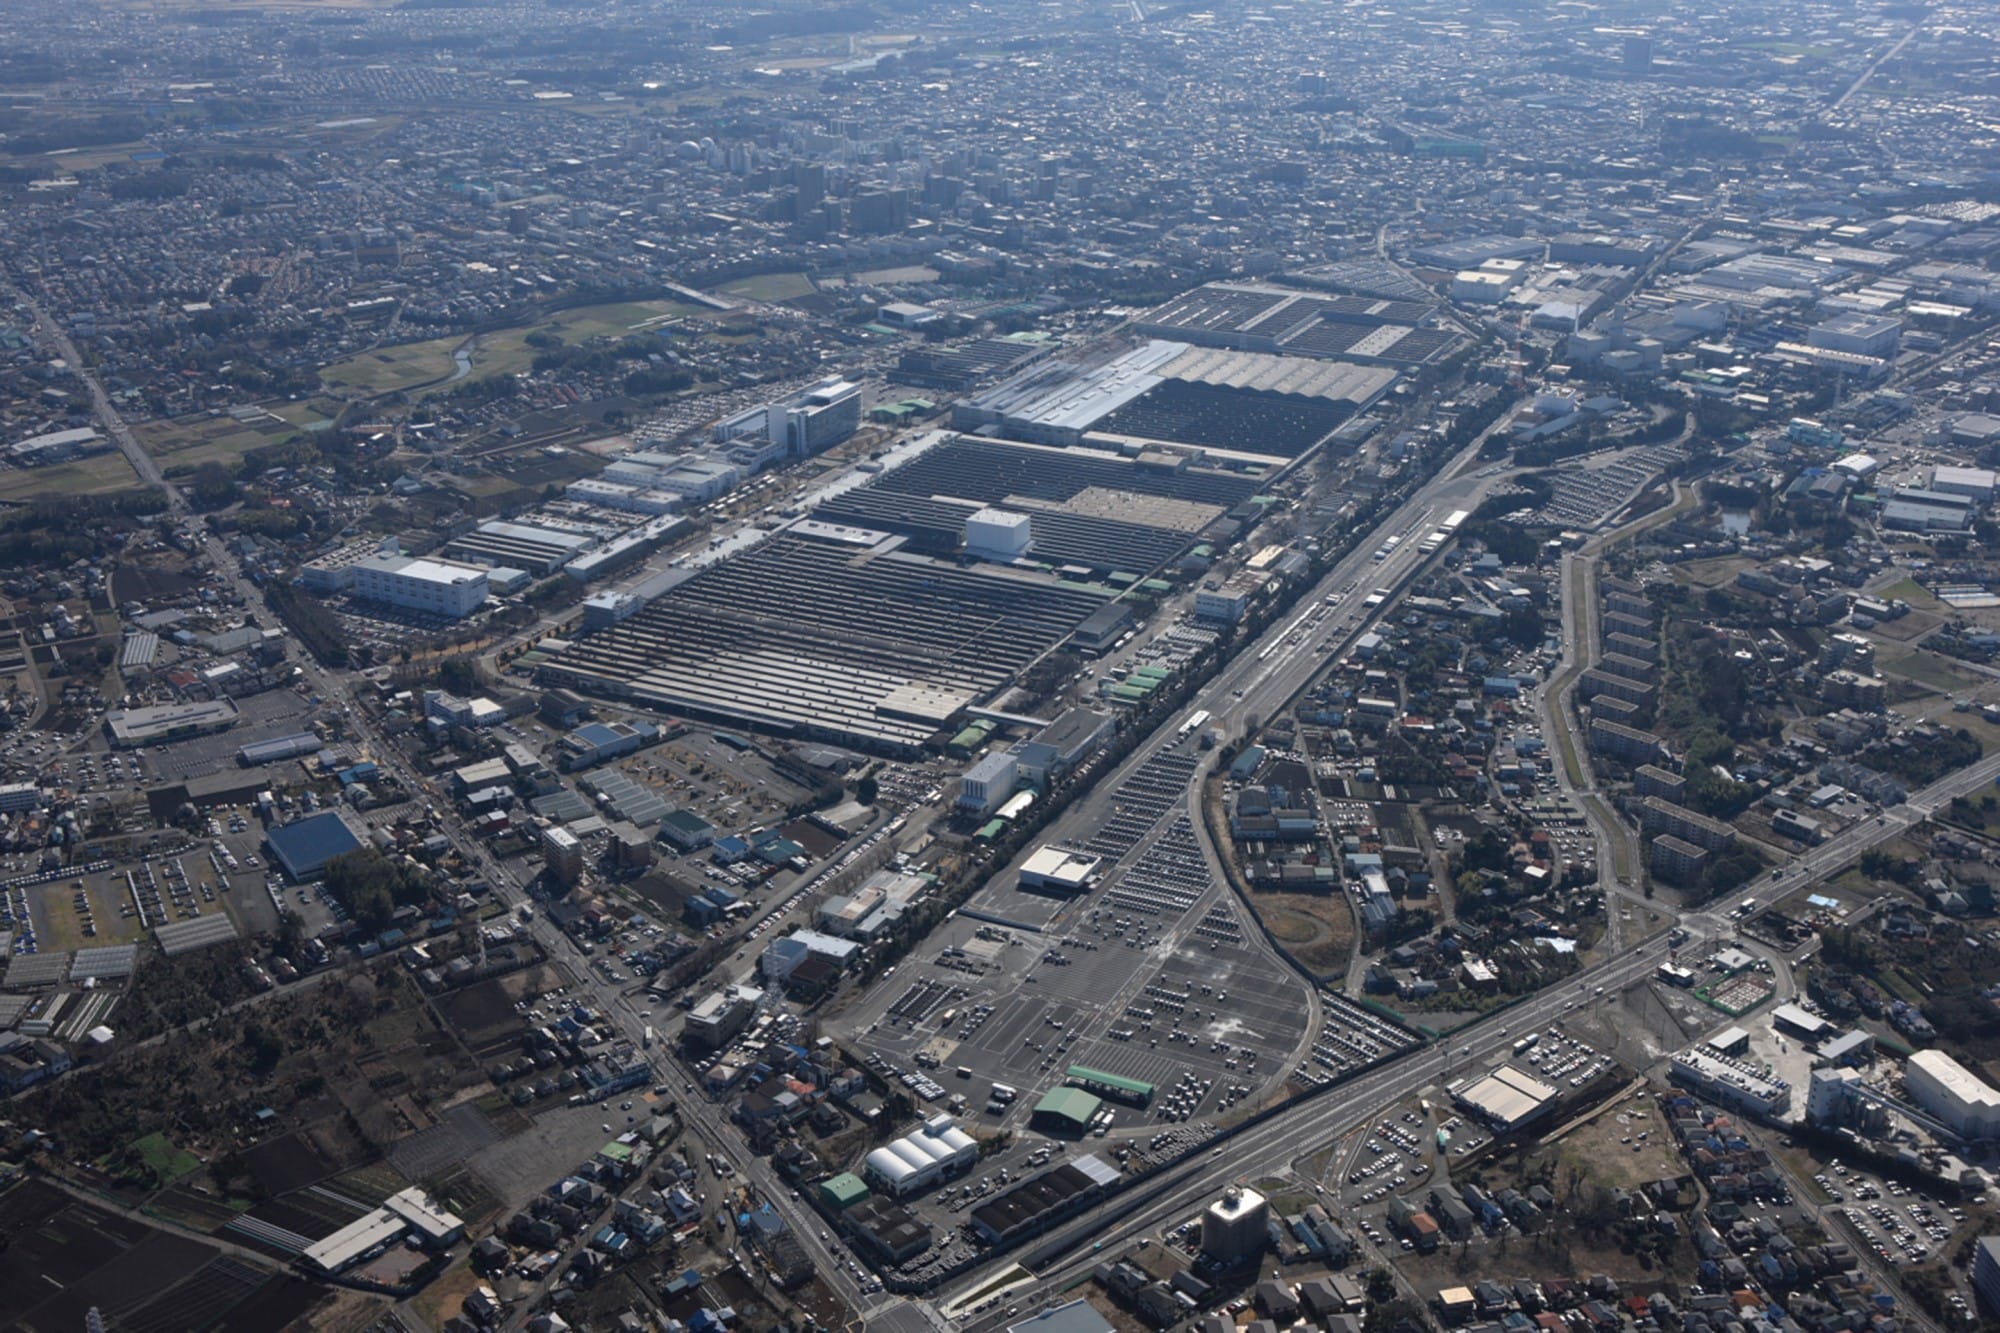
[265,811,365,881]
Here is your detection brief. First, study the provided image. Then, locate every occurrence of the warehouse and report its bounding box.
[238,732,323,767]
[862,1115,978,1197]
[968,1154,1122,1245]
[1452,1063,1560,1131]
[351,554,490,620]
[265,811,365,882]
[302,1187,464,1274]
[1031,1086,1103,1135]
[1019,847,1103,894]
[104,698,241,748]
[445,520,598,574]
[1066,1065,1153,1107]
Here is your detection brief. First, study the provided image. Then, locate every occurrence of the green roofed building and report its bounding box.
[818,1172,870,1210]
[1032,1086,1102,1134]
[1066,1065,1154,1106]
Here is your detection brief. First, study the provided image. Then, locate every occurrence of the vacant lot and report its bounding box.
[1246,887,1355,976]
[1534,1092,1681,1191]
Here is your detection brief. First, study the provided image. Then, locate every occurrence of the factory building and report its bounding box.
[965,507,1033,561]
[1806,312,1903,360]
[445,520,597,575]
[352,554,490,620]
[957,750,1020,816]
[300,536,403,592]
[1904,1049,2000,1142]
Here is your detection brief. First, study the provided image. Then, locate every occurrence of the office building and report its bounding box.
[779,378,862,456]
[352,554,489,620]
[1974,1236,2000,1317]
[542,826,583,887]
[1196,571,1267,625]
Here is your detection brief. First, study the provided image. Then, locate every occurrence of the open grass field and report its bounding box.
[5,144,148,173]
[718,271,817,302]
[319,334,464,395]
[1879,576,1945,611]
[1878,645,1980,695]
[0,451,140,501]
[320,298,703,399]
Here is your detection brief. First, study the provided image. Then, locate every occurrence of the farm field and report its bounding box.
[0,451,141,501]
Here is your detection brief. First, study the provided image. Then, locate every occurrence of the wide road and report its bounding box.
[949,933,1682,1330]
[21,296,171,495]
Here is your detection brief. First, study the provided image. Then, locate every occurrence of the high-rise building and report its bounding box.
[542,825,583,887]
[1623,35,1654,73]
[1201,1186,1269,1266]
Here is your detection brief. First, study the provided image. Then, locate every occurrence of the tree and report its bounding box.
[855,775,879,805]
[323,848,432,931]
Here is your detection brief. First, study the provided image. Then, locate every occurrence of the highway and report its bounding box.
[28,274,1986,1328]
[950,934,1682,1330]
[945,443,2000,1324]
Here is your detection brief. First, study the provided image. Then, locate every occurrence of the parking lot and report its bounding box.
[846,870,1313,1146]
[1821,1161,1971,1269]
[1525,442,1686,529]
